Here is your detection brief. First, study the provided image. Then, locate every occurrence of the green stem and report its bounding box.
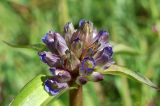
[69,86,83,106]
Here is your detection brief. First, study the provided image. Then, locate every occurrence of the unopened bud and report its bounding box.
[76,76,88,85]
[39,51,61,67]
[64,22,75,47]
[88,72,104,82]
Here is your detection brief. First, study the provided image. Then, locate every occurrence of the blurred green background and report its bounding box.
[0,0,160,106]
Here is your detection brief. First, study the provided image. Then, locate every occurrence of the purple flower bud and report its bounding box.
[79,19,85,27]
[50,68,71,80]
[95,30,110,52]
[70,37,83,58]
[49,67,56,75]
[64,22,74,33]
[49,68,71,82]
[56,69,71,82]
[42,31,57,53]
[78,20,94,47]
[65,50,80,71]
[64,22,75,47]
[80,57,96,75]
[42,31,69,56]
[42,31,54,44]
[98,30,109,43]
[44,78,68,95]
[88,72,104,82]
[94,45,114,68]
[88,29,99,46]
[76,76,88,85]
[39,51,61,67]
[54,33,69,56]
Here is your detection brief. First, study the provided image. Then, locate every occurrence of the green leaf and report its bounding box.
[3,41,46,51]
[113,44,140,55]
[41,87,77,106]
[10,74,76,106]
[97,65,158,89]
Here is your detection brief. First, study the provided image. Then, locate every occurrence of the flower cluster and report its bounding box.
[39,20,114,95]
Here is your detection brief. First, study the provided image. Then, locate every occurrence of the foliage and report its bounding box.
[0,0,160,106]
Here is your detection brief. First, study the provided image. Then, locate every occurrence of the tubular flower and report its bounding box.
[39,20,114,95]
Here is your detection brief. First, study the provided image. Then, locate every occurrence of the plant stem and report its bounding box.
[69,86,83,106]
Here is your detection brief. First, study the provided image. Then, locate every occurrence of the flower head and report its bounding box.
[39,20,114,95]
